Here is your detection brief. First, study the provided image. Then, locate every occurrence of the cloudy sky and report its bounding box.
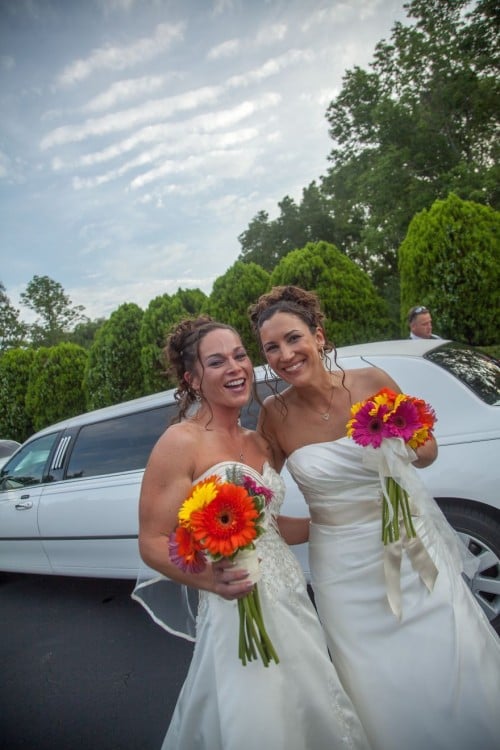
[1,0,407,323]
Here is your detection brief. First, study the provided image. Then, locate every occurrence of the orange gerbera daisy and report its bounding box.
[190,482,259,558]
[169,524,206,573]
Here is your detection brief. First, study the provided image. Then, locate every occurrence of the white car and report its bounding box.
[0,339,498,630]
[0,440,21,469]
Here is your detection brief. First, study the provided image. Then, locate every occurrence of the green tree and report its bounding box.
[238,210,282,271]
[25,343,87,432]
[206,262,271,362]
[399,193,500,344]
[139,288,208,394]
[174,287,208,316]
[84,303,144,409]
[238,183,340,272]
[322,0,499,303]
[20,275,88,347]
[0,282,28,351]
[270,242,396,346]
[0,348,35,442]
[67,317,107,349]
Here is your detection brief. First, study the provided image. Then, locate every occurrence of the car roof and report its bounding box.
[335,338,448,359]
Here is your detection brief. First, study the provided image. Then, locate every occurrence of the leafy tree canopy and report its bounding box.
[270,242,397,346]
[238,183,340,271]
[238,0,498,328]
[399,193,500,344]
[25,343,88,432]
[322,0,499,293]
[0,348,35,442]
[84,302,144,409]
[140,288,207,394]
[206,261,271,362]
[20,275,88,347]
[0,282,28,351]
[66,318,107,349]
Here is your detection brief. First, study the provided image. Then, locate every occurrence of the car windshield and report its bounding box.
[425,343,500,405]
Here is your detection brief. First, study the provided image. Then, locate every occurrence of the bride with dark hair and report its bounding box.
[249,285,500,750]
[132,315,371,750]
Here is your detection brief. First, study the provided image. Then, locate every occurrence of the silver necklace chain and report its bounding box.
[318,380,335,421]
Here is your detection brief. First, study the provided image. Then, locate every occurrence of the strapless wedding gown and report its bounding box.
[137,461,371,750]
[287,439,500,750]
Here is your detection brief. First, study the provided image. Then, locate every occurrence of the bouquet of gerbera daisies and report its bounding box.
[168,466,279,667]
[347,388,438,616]
[347,387,436,544]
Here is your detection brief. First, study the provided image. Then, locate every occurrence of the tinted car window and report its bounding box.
[65,404,175,479]
[426,343,500,405]
[0,433,59,489]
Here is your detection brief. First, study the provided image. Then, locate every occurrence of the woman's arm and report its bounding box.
[256,397,287,472]
[413,434,438,468]
[356,367,438,469]
[138,427,252,599]
[277,515,310,545]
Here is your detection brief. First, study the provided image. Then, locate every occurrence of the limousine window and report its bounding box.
[65,404,175,479]
[0,432,59,489]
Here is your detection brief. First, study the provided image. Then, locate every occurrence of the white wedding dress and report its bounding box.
[287,438,500,750]
[133,461,371,750]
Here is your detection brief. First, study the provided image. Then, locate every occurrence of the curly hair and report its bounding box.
[248,286,346,442]
[165,315,239,423]
[248,285,333,353]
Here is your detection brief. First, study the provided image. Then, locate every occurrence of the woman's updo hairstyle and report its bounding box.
[165,315,238,422]
[248,285,333,354]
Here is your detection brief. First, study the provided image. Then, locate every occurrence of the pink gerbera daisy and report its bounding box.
[347,401,390,448]
[385,397,422,442]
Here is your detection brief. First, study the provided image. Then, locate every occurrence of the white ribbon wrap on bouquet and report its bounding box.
[231,547,261,584]
[361,438,479,619]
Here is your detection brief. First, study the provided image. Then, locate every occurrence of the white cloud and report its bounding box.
[255,23,287,45]
[226,48,314,88]
[2,0,408,322]
[51,92,280,172]
[40,85,223,149]
[84,75,168,112]
[56,22,184,87]
[207,38,240,60]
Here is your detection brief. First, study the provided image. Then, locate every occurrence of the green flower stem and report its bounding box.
[250,586,279,665]
[237,587,279,667]
[400,487,417,539]
[382,477,417,545]
[238,599,249,665]
[243,595,270,666]
[389,477,400,542]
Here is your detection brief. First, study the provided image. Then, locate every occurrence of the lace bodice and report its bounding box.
[194,460,286,516]
[196,460,306,612]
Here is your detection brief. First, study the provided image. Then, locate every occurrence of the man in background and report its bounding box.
[407,306,441,339]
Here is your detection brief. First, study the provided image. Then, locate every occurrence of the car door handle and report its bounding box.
[15,501,33,510]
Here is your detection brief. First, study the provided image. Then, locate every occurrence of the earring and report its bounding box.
[319,347,325,360]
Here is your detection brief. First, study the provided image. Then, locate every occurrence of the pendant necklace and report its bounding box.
[237,428,245,461]
[317,378,335,421]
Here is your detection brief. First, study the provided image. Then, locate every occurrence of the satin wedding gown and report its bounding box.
[133,460,371,750]
[287,438,500,750]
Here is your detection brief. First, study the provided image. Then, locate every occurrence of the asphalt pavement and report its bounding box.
[0,573,193,750]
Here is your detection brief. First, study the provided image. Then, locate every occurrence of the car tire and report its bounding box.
[438,498,500,635]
